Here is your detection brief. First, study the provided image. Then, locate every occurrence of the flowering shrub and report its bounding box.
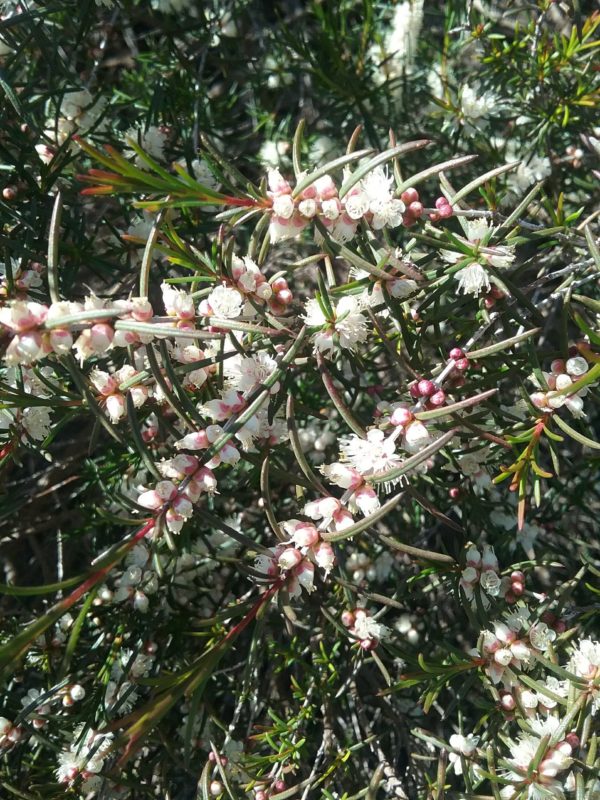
[1,1,600,798]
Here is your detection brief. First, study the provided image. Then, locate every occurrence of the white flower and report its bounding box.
[352,611,390,642]
[460,84,498,123]
[448,733,479,774]
[204,284,243,318]
[224,352,278,393]
[339,428,402,476]
[303,298,328,327]
[125,125,167,163]
[334,296,369,350]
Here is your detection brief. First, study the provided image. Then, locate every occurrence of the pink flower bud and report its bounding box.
[390,406,413,427]
[408,201,423,218]
[454,358,469,371]
[550,358,565,375]
[438,203,453,219]
[435,196,448,210]
[429,390,446,407]
[565,732,580,749]
[341,610,355,627]
[449,347,464,359]
[400,188,419,205]
[501,693,516,711]
[277,288,293,305]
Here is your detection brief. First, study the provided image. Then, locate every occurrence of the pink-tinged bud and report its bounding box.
[113,329,139,347]
[400,188,419,205]
[137,490,163,510]
[510,570,524,581]
[390,406,413,427]
[353,485,380,516]
[438,203,453,219]
[529,392,548,410]
[550,358,565,375]
[293,523,320,548]
[490,286,505,300]
[449,487,461,500]
[176,430,210,450]
[402,211,417,227]
[408,201,423,218]
[454,358,469,371]
[435,196,448,210]
[255,792,267,800]
[312,541,335,574]
[131,297,153,322]
[511,581,524,596]
[360,637,377,651]
[501,693,516,711]
[409,382,421,399]
[429,212,440,222]
[49,328,73,354]
[429,390,446,407]
[403,420,430,453]
[172,453,200,475]
[173,495,193,518]
[305,496,341,520]
[195,467,217,493]
[277,288,293,305]
[313,174,337,200]
[105,393,126,423]
[267,168,291,195]
[5,331,44,365]
[273,780,286,792]
[278,547,302,571]
[333,509,355,530]
[554,620,566,634]
[209,780,223,797]
[449,347,464,360]
[341,610,355,627]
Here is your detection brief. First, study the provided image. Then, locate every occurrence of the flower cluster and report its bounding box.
[267,167,424,245]
[529,356,591,418]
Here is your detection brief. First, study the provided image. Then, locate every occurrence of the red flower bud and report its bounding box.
[417,379,436,397]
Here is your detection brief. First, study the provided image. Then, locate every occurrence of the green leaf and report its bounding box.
[553,414,600,450]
